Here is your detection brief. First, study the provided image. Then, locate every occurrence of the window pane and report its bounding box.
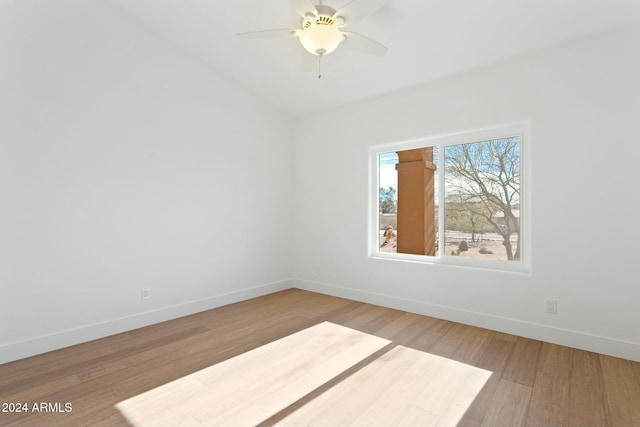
[444,137,521,261]
[377,147,438,256]
[378,152,398,252]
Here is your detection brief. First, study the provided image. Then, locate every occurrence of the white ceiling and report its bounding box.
[108,0,640,116]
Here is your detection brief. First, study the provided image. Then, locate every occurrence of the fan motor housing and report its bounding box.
[303,5,338,27]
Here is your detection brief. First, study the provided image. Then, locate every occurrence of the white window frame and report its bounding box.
[369,122,531,274]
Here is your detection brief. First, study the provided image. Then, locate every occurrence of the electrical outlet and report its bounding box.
[141,287,151,301]
[545,298,557,314]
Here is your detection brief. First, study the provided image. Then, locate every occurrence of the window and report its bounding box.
[370,123,530,273]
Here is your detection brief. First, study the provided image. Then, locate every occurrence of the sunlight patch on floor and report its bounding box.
[276,345,492,426]
[116,322,491,427]
[116,322,390,427]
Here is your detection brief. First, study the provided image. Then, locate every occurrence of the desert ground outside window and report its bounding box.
[370,123,530,273]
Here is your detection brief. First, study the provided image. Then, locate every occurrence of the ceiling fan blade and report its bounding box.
[332,0,388,27]
[290,0,317,19]
[236,29,300,39]
[341,31,388,56]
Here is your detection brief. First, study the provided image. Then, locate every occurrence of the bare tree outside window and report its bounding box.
[444,137,521,260]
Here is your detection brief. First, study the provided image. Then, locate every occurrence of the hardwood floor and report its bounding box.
[1,289,640,426]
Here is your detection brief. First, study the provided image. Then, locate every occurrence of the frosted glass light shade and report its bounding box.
[299,24,344,55]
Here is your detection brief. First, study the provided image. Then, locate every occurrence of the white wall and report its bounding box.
[0,0,293,363]
[293,24,640,361]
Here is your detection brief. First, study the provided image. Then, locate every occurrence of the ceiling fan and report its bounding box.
[237,0,389,77]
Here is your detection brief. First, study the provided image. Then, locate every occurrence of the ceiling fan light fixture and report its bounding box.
[298,23,344,56]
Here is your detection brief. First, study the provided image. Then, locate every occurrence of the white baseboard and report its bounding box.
[293,279,640,363]
[0,279,292,365]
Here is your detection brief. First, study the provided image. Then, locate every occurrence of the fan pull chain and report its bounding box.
[318,53,322,79]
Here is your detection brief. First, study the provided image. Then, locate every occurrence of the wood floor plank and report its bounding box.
[340,304,395,331]
[2,373,82,404]
[451,325,492,365]
[524,372,569,427]
[357,307,406,335]
[480,379,531,427]
[456,334,516,427]
[502,337,542,387]
[537,342,571,378]
[429,322,476,358]
[395,405,441,427]
[600,354,640,426]
[409,355,492,427]
[402,318,452,352]
[0,339,117,388]
[569,350,607,427]
[371,312,425,342]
